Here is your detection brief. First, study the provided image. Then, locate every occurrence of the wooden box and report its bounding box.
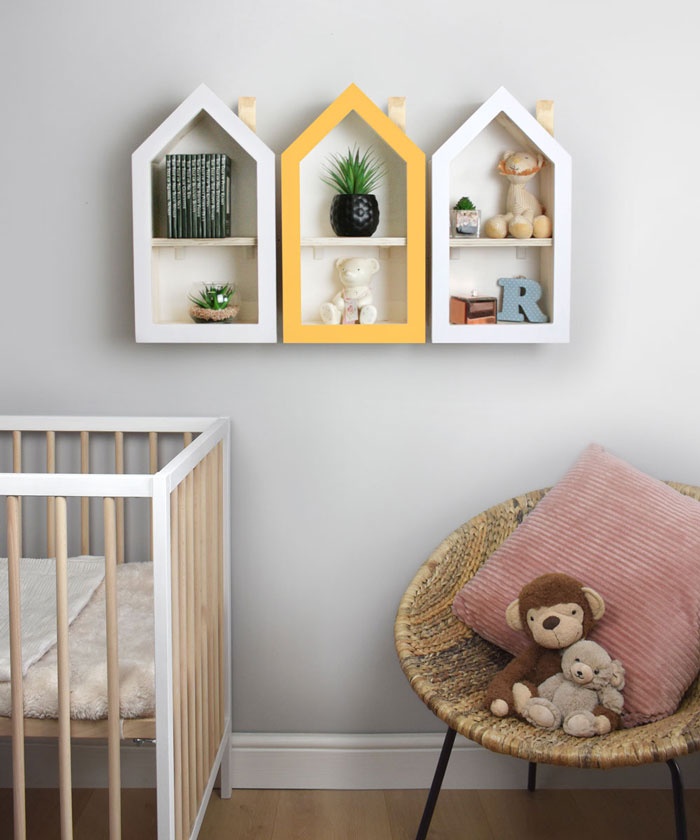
[449,296,497,325]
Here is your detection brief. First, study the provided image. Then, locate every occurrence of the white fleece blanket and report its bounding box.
[0,556,105,681]
[0,562,154,720]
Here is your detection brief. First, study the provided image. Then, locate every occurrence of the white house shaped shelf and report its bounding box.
[431,87,572,343]
[132,84,276,342]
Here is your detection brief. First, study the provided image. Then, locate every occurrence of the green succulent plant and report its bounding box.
[321,145,385,195]
[455,196,476,211]
[188,283,236,310]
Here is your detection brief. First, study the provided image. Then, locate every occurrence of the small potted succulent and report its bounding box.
[452,196,480,237]
[188,283,240,323]
[321,145,385,237]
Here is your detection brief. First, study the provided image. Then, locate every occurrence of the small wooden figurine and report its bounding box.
[483,151,552,240]
[450,294,498,325]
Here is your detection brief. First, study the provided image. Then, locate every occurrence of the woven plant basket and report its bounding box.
[394,484,700,770]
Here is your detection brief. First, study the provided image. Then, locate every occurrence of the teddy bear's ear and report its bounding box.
[610,660,625,690]
[335,258,346,270]
[505,598,523,631]
[536,153,545,169]
[582,586,606,621]
[368,258,379,274]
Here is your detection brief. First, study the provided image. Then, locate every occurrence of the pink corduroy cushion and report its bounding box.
[452,444,700,727]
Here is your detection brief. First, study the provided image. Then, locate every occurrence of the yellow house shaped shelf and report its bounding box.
[281,84,426,343]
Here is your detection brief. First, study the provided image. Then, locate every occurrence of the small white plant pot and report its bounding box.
[452,208,480,237]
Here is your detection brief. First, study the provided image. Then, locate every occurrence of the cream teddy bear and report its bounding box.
[522,640,625,737]
[319,257,379,325]
[483,151,552,240]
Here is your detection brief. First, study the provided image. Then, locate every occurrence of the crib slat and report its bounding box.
[193,462,205,800]
[80,431,90,555]
[55,497,74,840]
[47,431,56,557]
[149,431,158,474]
[104,498,121,840]
[177,481,191,834]
[183,432,193,448]
[185,471,198,822]
[12,432,23,559]
[8,497,27,840]
[169,488,183,840]
[12,430,21,469]
[114,432,125,564]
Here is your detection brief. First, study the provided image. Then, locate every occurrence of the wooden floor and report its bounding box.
[1,787,699,839]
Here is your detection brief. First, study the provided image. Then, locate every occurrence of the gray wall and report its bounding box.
[3,0,699,734]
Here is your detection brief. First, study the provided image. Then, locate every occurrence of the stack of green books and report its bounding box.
[165,154,231,238]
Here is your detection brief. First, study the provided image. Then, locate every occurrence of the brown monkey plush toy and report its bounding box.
[486,573,606,719]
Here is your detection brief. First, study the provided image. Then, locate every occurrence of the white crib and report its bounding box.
[0,416,232,840]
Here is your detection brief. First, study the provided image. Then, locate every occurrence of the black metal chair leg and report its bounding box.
[415,727,457,840]
[527,761,537,792]
[667,759,687,840]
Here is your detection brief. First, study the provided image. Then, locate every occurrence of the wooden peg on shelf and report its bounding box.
[238,97,256,133]
[536,100,554,136]
[388,97,406,132]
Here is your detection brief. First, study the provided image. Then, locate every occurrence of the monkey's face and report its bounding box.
[504,575,606,647]
[524,602,586,649]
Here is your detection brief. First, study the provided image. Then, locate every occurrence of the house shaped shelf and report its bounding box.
[281,84,425,344]
[132,84,276,342]
[431,87,571,343]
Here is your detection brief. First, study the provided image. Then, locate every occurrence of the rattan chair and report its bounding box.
[395,486,700,840]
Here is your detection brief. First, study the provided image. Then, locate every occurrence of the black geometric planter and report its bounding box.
[330,194,380,237]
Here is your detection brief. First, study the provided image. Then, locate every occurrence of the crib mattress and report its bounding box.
[0,562,154,722]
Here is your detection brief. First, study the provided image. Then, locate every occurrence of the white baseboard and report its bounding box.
[4,732,699,790]
[230,733,700,790]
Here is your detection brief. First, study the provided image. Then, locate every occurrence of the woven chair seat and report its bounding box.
[395,485,700,770]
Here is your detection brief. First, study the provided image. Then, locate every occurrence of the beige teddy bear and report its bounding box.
[483,151,552,240]
[319,257,380,325]
[522,639,625,737]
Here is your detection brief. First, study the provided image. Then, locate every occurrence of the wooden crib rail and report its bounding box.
[104,498,122,839]
[115,432,126,565]
[47,432,56,557]
[12,433,22,559]
[0,416,221,434]
[55,498,73,838]
[80,432,90,555]
[0,471,153,498]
